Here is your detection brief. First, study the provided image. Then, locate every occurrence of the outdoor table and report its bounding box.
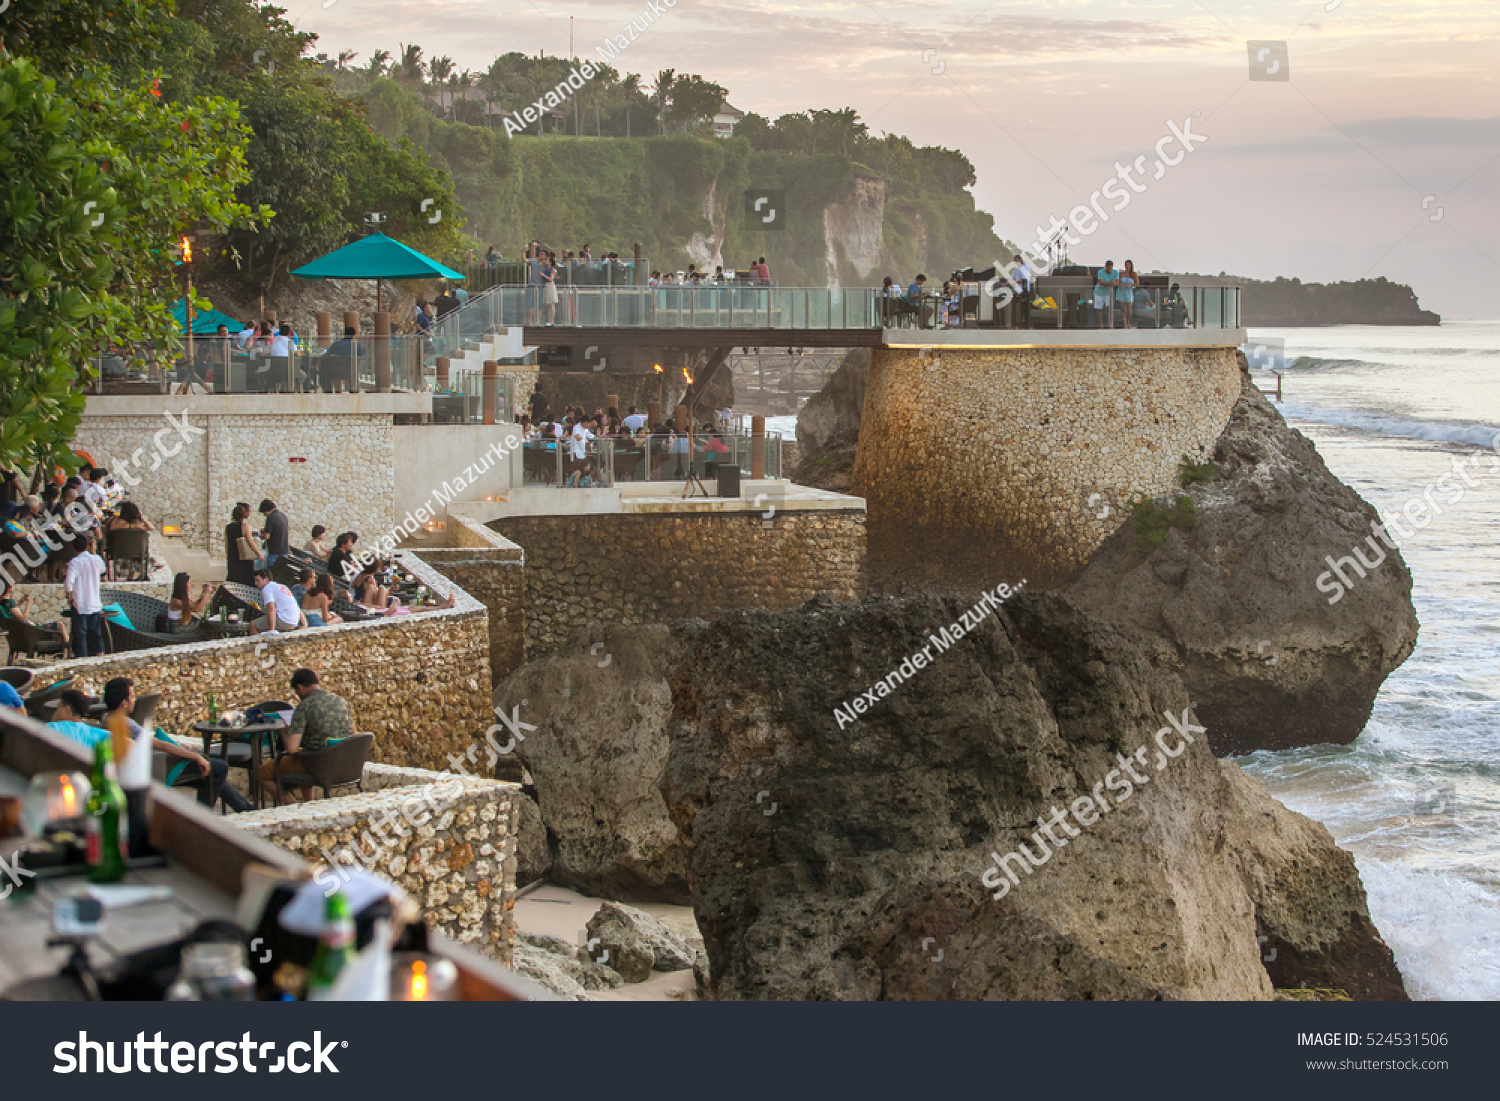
[201,619,252,641]
[193,718,286,810]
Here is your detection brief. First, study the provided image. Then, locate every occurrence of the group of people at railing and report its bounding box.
[518,392,740,487]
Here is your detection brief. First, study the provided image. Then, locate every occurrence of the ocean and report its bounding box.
[1239,321,1500,1001]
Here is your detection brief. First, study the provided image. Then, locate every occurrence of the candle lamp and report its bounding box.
[21,771,91,838]
[390,954,458,1001]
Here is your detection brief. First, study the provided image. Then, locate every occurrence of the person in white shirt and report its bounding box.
[566,421,595,487]
[65,533,107,656]
[250,568,307,634]
[622,406,648,431]
[269,323,297,357]
[236,325,257,350]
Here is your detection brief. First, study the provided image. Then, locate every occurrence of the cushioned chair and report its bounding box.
[271,733,374,801]
[98,588,204,652]
[106,527,152,581]
[209,581,264,618]
[130,690,161,732]
[3,615,68,662]
[0,667,34,692]
[22,676,76,721]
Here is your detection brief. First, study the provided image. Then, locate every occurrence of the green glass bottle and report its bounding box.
[207,693,218,723]
[305,890,357,1000]
[85,739,128,884]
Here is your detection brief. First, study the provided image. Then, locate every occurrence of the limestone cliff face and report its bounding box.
[1062,364,1419,754]
[501,595,1406,1000]
[822,175,886,282]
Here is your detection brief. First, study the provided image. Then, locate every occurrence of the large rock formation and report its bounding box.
[791,349,868,492]
[496,625,692,904]
[507,595,1405,1000]
[1063,368,1419,754]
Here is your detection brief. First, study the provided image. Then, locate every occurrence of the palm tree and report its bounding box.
[651,68,674,136]
[336,49,358,72]
[396,44,426,86]
[366,49,391,79]
[622,72,642,139]
[447,69,475,120]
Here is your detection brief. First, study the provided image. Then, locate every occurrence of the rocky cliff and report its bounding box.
[1240,276,1440,326]
[1062,364,1419,754]
[790,349,869,492]
[498,595,1406,1000]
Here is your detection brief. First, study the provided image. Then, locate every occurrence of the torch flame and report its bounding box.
[410,960,428,1000]
[683,370,693,384]
[60,776,77,817]
[180,236,192,262]
[652,364,663,374]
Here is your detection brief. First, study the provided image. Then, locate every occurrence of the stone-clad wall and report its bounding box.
[204,414,393,558]
[36,554,491,773]
[420,514,528,680]
[71,412,212,549]
[72,409,394,557]
[235,763,521,965]
[853,345,1242,591]
[494,511,865,656]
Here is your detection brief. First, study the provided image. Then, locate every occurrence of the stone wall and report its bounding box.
[71,411,212,550]
[493,510,865,656]
[852,345,1242,591]
[35,553,491,773]
[235,762,521,965]
[420,514,528,681]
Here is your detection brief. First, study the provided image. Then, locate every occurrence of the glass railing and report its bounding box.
[458,258,648,297]
[174,335,429,394]
[429,368,516,424]
[519,430,782,486]
[490,285,882,330]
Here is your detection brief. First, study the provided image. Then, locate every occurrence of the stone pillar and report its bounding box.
[373,312,392,392]
[316,311,332,349]
[648,401,661,427]
[751,415,766,480]
[674,403,689,432]
[483,360,499,425]
[264,309,277,325]
[436,357,451,391]
[343,310,360,334]
[606,392,619,415]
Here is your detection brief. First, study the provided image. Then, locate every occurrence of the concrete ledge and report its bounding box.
[83,392,432,417]
[453,481,864,520]
[881,327,1247,349]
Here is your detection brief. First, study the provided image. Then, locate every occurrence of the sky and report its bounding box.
[288,0,1499,319]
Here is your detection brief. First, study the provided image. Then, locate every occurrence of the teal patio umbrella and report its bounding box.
[290,232,464,311]
[170,297,240,335]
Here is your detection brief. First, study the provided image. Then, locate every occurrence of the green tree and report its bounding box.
[0,51,267,470]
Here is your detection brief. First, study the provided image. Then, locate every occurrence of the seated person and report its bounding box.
[105,500,154,534]
[350,562,393,609]
[0,680,26,713]
[259,668,355,804]
[291,567,316,607]
[301,574,344,628]
[167,571,212,631]
[101,677,250,812]
[250,568,307,634]
[304,524,330,560]
[47,689,109,748]
[0,576,68,646]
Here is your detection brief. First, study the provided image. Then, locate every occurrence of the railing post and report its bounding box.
[436,357,451,391]
[373,312,392,392]
[316,311,332,349]
[649,400,661,428]
[482,360,499,424]
[751,414,765,480]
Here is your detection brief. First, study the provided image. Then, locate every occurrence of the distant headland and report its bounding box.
[1236,275,1440,327]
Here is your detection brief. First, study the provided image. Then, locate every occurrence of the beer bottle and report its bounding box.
[208,693,218,723]
[305,890,357,999]
[85,739,128,883]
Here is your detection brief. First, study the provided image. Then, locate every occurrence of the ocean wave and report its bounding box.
[1279,403,1500,448]
[1285,356,1371,371]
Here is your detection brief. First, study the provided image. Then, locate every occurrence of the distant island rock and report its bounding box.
[1239,276,1440,326]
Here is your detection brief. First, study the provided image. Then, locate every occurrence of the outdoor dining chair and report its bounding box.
[106,528,152,581]
[270,732,375,802]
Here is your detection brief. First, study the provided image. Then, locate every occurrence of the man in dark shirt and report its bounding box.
[326,532,359,591]
[258,499,290,566]
[259,668,356,803]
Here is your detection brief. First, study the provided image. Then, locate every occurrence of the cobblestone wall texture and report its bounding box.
[852,345,1242,591]
[493,511,865,656]
[421,515,528,681]
[72,413,212,550]
[235,763,520,964]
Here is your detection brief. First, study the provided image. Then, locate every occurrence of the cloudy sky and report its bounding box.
[290,0,1498,318]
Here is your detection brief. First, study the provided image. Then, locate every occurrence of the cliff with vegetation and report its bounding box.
[1241,276,1440,326]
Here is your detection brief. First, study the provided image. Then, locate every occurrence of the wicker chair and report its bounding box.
[105,528,152,581]
[99,588,205,652]
[22,675,76,721]
[2,615,68,662]
[271,733,374,801]
[0,667,34,692]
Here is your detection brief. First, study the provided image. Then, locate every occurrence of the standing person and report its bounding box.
[259,669,355,804]
[529,385,549,424]
[1094,261,1118,328]
[540,251,559,326]
[525,248,542,325]
[225,502,259,586]
[65,533,106,657]
[258,499,289,568]
[755,257,771,283]
[566,418,595,488]
[622,405,648,431]
[249,568,306,634]
[1116,260,1138,327]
